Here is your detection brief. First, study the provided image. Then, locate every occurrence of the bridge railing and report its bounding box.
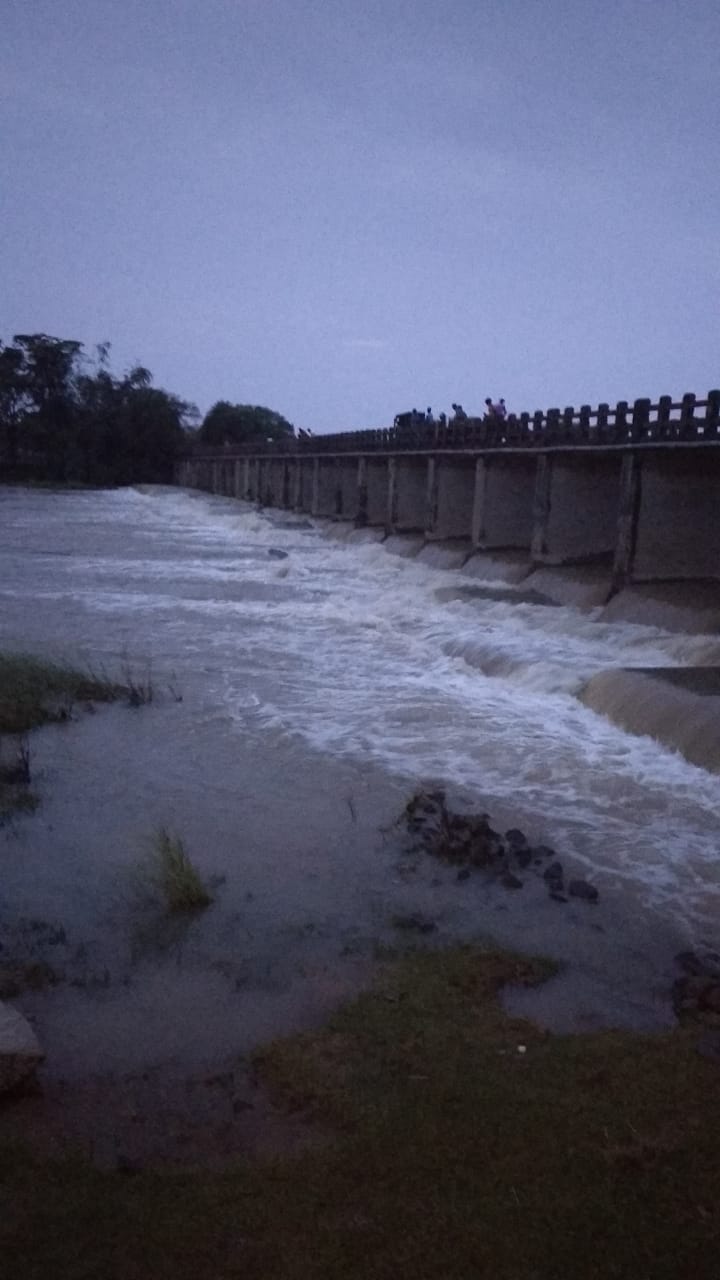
[186,391,720,458]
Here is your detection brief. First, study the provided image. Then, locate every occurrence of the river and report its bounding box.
[1,483,719,1097]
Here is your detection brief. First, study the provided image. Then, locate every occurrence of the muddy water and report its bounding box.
[1,484,719,1109]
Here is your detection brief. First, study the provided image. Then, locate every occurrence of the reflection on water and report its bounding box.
[0,484,719,1091]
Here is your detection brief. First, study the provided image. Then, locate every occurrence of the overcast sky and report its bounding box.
[2,0,718,430]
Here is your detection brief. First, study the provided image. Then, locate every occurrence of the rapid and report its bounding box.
[1,484,719,1083]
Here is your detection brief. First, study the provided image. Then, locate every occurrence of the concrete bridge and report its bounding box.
[177,391,720,601]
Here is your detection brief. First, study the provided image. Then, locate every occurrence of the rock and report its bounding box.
[501,871,524,891]
[549,891,568,904]
[391,913,437,935]
[267,548,288,560]
[674,950,720,980]
[514,847,533,869]
[505,828,528,851]
[0,961,58,1000]
[0,1001,44,1094]
[531,844,556,860]
[543,861,564,885]
[568,879,599,903]
[456,868,471,882]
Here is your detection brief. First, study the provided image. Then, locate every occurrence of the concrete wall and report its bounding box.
[430,458,475,540]
[339,459,360,520]
[633,451,720,581]
[314,459,340,517]
[533,454,621,564]
[365,458,390,526]
[263,459,287,507]
[391,457,428,532]
[473,457,536,549]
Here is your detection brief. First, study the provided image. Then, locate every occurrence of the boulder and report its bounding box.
[568,879,599,903]
[543,861,564,886]
[0,1000,43,1094]
[505,828,529,851]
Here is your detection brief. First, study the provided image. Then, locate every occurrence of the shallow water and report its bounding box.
[1,484,719,1082]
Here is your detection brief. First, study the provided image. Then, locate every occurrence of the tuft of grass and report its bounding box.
[148,828,213,913]
[0,653,124,735]
[121,660,154,707]
[0,783,39,824]
[0,735,37,822]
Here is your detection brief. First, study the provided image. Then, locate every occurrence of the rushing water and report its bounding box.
[1,484,719,1083]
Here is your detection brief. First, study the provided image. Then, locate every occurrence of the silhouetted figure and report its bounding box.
[425,406,433,423]
[451,403,467,421]
[484,397,496,419]
[438,412,447,428]
[493,398,507,420]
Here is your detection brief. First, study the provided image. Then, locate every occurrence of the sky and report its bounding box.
[1,0,719,432]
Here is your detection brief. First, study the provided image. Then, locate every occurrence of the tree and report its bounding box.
[9,334,84,479]
[199,401,294,447]
[0,332,196,484]
[0,342,28,466]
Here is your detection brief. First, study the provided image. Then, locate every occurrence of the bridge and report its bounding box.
[177,390,720,601]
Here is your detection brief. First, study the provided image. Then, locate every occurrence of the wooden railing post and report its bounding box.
[655,395,672,438]
[614,401,629,441]
[631,398,651,441]
[545,408,560,442]
[679,392,696,438]
[705,389,720,438]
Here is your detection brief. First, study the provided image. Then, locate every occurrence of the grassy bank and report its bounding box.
[0,653,125,820]
[2,946,719,1278]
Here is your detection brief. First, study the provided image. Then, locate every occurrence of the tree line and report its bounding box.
[0,333,295,486]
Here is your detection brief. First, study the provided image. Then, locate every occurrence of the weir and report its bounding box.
[177,390,720,600]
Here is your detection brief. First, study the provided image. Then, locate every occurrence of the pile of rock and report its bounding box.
[402,789,599,905]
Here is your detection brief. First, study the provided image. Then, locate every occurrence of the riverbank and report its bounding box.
[3,944,720,1279]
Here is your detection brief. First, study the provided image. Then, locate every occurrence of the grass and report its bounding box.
[2,945,720,1278]
[0,653,123,735]
[148,828,213,913]
[0,651,148,820]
